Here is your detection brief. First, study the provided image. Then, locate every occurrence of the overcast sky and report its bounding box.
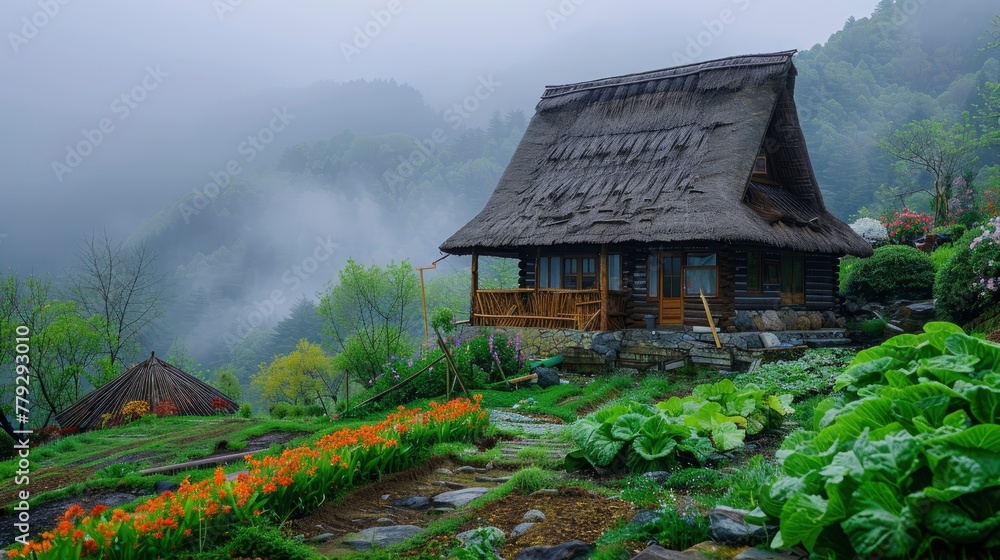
[1,0,882,271]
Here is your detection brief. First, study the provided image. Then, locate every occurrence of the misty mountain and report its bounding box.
[795,0,1000,217]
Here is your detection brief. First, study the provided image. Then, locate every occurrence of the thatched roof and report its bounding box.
[441,51,872,257]
[56,352,239,431]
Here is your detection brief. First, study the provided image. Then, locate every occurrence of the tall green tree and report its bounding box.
[317,259,419,381]
[271,297,324,354]
[252,340,337,413]
[879,116,980,225]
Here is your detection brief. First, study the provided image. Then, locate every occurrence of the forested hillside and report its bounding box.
[796,0,1000,217]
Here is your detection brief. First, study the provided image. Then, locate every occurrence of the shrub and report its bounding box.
[154,400,180,417]
[268,402,324,419]
[505,466,557,494]
[210,397,230,414]
[882,207,932,244]
[935,222,1000,324]
[849,317,887,338]
[849,217,889,247]
[238,403,252,418]
[121,400,151,422]
[199,523,319,560]
[843,244,934,301]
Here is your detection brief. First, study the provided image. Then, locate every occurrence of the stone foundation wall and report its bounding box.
[731,309,847,332]
[456,323,849,372]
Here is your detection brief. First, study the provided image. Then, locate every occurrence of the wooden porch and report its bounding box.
[471,288,629,331]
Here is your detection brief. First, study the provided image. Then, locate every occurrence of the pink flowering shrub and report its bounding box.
[934,216,1000,323]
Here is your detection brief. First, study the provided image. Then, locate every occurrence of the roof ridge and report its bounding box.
[542,50,796,99]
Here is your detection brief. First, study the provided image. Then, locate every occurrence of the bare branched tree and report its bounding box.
[66,231,169,374]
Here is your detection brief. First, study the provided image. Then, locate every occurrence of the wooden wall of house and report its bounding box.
[804,254,836,310]
[734,250,782,310]
[519,250,535,288]
[733,250,838,311]
[624,251,653,328]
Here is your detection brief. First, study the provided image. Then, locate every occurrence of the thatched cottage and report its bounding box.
[441,51,871,332]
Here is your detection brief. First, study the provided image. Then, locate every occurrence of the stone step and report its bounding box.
[804,338,853,348]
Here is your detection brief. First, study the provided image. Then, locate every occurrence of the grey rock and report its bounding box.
[629,509,661,527]
[431,487,491,509]
[642,471,671,484]
[535,367,561,389]
[432,480,467,490]
[759,332,781,348]
[456,465,487,474]
[343,525,425,551]
[630,544,708,559]
[306,533,334,543]
[733,547,800,560]
[434,468,454,475]
[530,488,559,495]
[901,301,936,318]
[733,311,758,332]
[760,310,783,331]
[510,522,535,539]
[778,308,798,331]
[523,509,547,522]
[380,494,390,501]
[513,540,592,560]
[708,506,775,546]
[376,517,394,525]
[476,475,511,483]
[392,496,429,510]
[822,310,838,328]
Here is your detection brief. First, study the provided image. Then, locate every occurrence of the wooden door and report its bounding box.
[659,253,683,324]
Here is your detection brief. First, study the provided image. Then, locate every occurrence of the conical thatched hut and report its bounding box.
[441,51,872,332]
[56,352,239,431]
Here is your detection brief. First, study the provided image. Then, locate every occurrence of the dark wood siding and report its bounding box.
[683,250,735,328]
[734,250,781,310]
[804,254,837,310]
[519,250,536,289]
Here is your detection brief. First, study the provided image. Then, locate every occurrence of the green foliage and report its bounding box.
[189,523,321,560]
[936,225,1000,324]
[662,468,723,492]
[731,349,854,396]
[844,244,935,301]
[752,322,1000,558]
[596,506,709,551]
[238,403,253,419]
[430,306,456,335]
[566,380,794,473]
[318,258,420,381]
[268,402,325,419]
[447,526,505,560]
[252,340,335,412]
[929,243,957,270]
[838,255,859,293]
[0,430,14,457]
[850,318,888,338]
[505,466,556,494]
[212,366,242,402]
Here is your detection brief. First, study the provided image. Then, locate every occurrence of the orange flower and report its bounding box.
[90,504,108,517]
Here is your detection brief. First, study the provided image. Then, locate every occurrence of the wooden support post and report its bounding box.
[435,327,469,398]
[470,249,479,327]
[599,244,609,331]
[699,289,722,348]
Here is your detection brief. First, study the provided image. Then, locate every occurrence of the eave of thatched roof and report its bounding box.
[440,51,872,258]
[56,352,239,431]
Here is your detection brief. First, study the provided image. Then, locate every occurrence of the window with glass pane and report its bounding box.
[648,254,658,299]
[608,254,621,291]
[746,251,761,292]
[684,253,717,296]
[781,255,806,303]
[538,257,560,288]
[663,256,681,298]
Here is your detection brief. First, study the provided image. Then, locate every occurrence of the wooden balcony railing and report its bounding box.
[472,289,628,331]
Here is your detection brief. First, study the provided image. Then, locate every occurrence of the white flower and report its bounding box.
[850,218,889,246]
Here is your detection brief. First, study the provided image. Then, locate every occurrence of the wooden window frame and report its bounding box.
[683,253,718,297]
[608,253,622,291]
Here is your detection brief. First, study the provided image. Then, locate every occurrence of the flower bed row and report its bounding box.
[7,396,488,560]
